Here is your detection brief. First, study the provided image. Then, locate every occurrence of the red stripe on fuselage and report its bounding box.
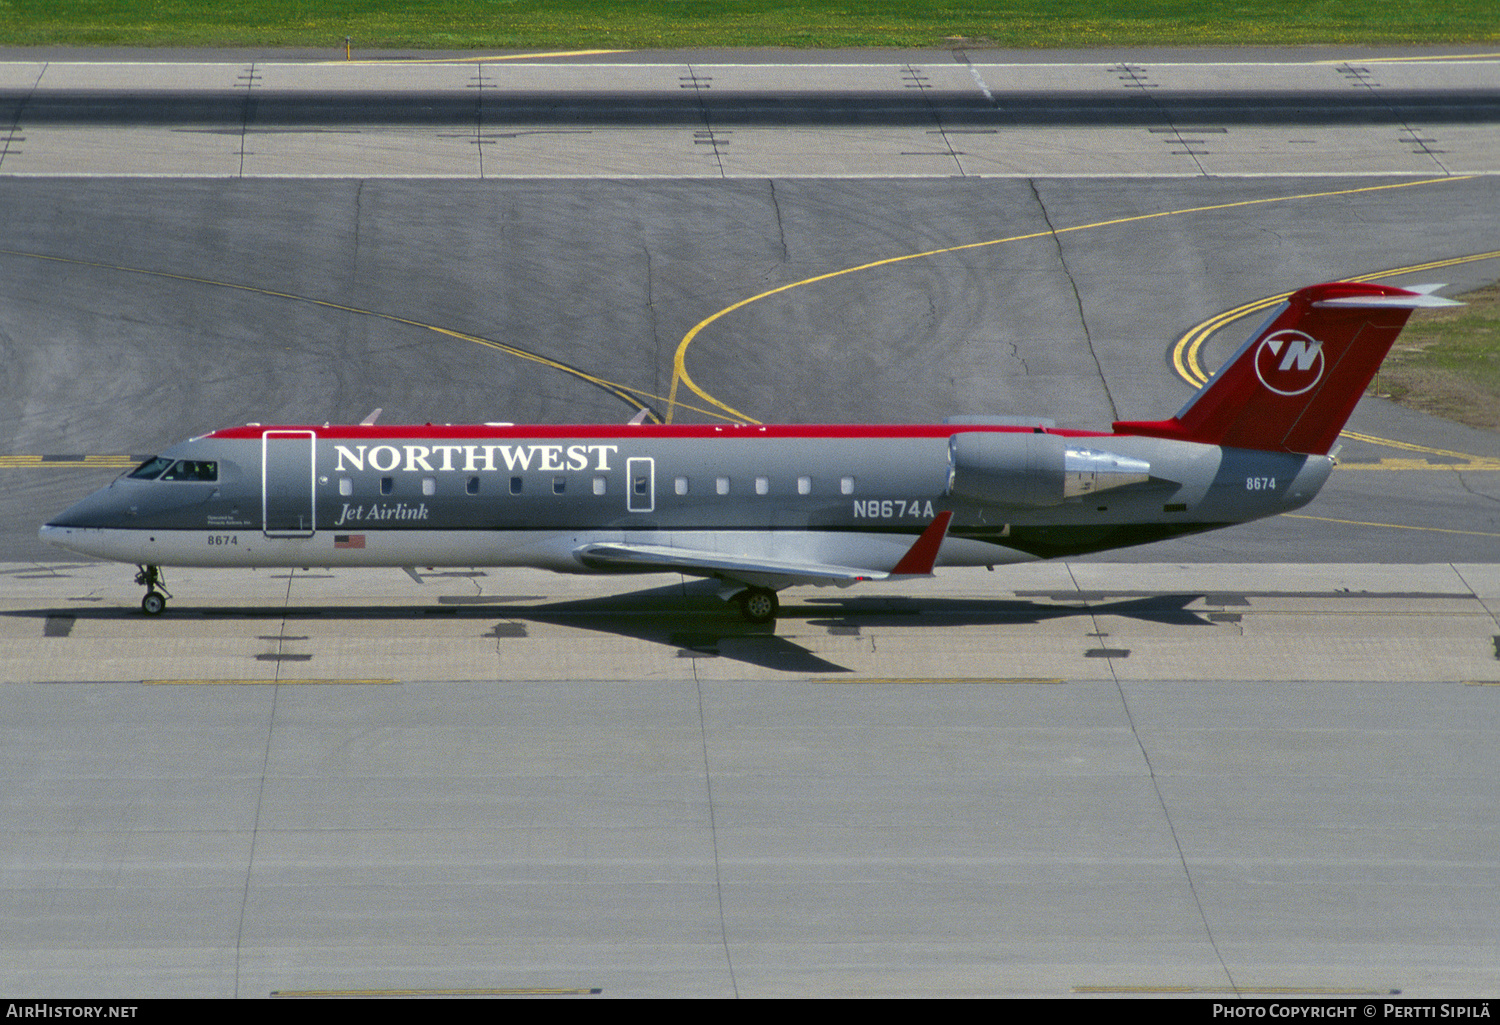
[207,423,1114,442]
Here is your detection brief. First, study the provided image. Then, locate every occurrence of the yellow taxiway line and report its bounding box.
[668,176,1475,424]
[0,247,743,427]
[320,50,631,66]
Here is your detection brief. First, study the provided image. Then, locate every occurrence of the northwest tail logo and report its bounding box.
[1254,329,1324,396]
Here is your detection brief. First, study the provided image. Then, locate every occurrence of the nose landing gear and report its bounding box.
[134,565,171,615]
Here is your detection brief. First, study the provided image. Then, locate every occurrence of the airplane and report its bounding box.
[39,280,1458,622]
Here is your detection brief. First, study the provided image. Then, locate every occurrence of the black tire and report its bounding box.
[141,592,166,615]
[737,587,778,624]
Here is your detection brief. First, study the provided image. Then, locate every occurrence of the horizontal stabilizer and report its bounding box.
[1313,285,1463,309]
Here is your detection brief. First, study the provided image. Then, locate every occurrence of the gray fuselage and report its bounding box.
[40,423,1331,573]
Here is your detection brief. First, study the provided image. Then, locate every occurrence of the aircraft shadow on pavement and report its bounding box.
[10,580,1218,675]
[497,586,1216,673]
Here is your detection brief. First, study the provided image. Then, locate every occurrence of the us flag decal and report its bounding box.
[334,535,365,549]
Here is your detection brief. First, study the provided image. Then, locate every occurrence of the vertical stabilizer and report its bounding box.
[1112,282,1460,454]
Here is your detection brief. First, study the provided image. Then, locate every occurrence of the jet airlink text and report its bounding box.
[332,502,431,525]
[333,443,619,474]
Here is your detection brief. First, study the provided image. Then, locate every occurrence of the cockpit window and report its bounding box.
[126,458,218,482]
[127,456,173,480]
[159,460,218,482]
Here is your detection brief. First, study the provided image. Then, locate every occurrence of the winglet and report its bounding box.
[890,511,954,576]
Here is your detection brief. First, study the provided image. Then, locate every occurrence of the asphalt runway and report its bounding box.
[1,50,1498,998]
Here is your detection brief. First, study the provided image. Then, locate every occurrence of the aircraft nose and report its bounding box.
[36,522,91,557]
[42,488,119,529]
[38,485,137,558]
[39,476,156,533]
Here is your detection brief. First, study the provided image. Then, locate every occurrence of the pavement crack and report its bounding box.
[1452,565,1500,637]
[272,568,297,679]
[1454,469,1500,505]
[1008,341,1029,374]
[1113,62,1213,176]
[683,64,726,179]
[234,642,282,999]
[644,243,663,406]
[903,63,965,176]
[351,179,364,276]
[1029,179,1117,420]
[473,62,488,179]
[692,662,739,998]
[0,62,44,172]
[766,180,789,262]
[1064,563,1239,995]
[1335,62,1453,176]
[236,61,258,179]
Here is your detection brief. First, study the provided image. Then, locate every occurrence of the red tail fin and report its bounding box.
[1113,282,1459,454]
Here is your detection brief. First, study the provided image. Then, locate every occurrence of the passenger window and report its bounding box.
[798,476,812,495]
[592,477,606,496]
[841,476,855,495]
[466,476,480,495]
[755,476,769,495]
[633,475,649,496]
[552,477,566,495]
[510,476,523,495]
[339,477,353,497]
[675,477,689,496]
[716,476,730,496]
[380,477,394,496]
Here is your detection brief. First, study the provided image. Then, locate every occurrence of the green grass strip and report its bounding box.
[2,1,1498,51]
[1380,283,1500,434]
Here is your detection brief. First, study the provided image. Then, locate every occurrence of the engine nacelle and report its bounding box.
[948,431,1150,508]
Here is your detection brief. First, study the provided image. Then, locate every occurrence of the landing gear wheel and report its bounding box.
[737,587,779,624]
[134,565,171,615]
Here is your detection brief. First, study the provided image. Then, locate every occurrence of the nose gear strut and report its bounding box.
[134,565,171,615]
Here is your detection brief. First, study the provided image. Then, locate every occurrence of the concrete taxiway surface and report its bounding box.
[3,560,1498,998]
[1,50,1498,997]
[1,50,1498,178]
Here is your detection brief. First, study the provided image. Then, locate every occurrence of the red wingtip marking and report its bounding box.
[891,511,954,576]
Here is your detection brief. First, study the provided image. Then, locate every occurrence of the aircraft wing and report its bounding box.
[574,511,954,588]
[575,541,890,585]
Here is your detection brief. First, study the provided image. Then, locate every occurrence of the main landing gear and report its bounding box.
[735,586,779,624]
[135,565,171,615]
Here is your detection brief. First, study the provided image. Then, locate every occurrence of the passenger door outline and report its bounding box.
[626,456,655,513]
